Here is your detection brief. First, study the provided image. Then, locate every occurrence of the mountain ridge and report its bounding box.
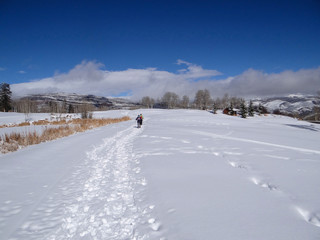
[15,93,140,112]
[252,94,320,120]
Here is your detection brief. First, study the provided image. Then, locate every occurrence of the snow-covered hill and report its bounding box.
[17,93,140,111]
[0,110,320,239]
[253,94,320,118]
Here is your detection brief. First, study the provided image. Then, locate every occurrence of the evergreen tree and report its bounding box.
[258,103,268,115]
[212,102,218,114]
[228,102,235,115]
[248,100,254,117]
[0,83,12,112]
[239,101,247,118]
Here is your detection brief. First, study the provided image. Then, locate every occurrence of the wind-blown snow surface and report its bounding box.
[0,109,320,239]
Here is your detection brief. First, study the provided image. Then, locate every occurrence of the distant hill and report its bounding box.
[14,93,141,112]
[252,94,320,120]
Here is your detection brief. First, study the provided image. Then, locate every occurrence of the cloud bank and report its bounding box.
[11,60,320,100]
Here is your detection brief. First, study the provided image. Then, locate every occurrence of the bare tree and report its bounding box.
[181,95,190,108]
[141,96,155,108]
[213,97,222,110]
[194,90,204,109]
[203,89,212,110]
[230,96,242,109]
[194,89,211,110]
[162,92,179,109]
[221,93,230,109]
[313,106,320,121]
[79,103,94,119]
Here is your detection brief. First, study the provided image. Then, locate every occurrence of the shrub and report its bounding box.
[0,116,130,154]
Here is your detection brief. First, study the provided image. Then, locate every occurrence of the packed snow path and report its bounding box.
[0,119,160,240]
[48,127,149,239]
[1,109,320,240]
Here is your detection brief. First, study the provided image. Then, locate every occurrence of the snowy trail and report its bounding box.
[47,126,148,239]
[1,123,157,240]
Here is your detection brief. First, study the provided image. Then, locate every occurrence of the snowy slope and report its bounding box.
[253,94,320,117]
[17,93,140,110]
[0,110,320,240]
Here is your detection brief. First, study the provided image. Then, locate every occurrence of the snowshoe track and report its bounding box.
[9,126,154,240]
[49,126,151,240]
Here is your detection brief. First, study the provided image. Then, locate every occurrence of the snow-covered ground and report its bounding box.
[0,109,320,239]
[0,111,129,137]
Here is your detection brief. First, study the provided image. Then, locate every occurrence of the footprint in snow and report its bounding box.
[148,218,161,231]
[295,207,320,227]
[228,161,248,170]
[251,177,278,191]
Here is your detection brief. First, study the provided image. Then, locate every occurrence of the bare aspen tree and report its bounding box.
[221,93,230,109]
[194,89,211,110]
[213,97,222,110]
[79,103,94,119]
[194,90,204,109]
[141,96,155,108]
[181,95,190,108]
[203,89,211,110]
[313,106,320,121]
[162,92,179,109]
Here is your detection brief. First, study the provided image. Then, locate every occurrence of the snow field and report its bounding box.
[134,110,320,239]
[0,109,320,239]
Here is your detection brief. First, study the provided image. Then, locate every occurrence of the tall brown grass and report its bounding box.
[0,116,130,154]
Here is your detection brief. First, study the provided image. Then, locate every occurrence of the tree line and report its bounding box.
[141,90,320,120]
[140,90,264,117]
[0,83,94,118]
[2,82,320,121]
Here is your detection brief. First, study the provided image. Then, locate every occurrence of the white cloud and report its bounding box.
[213,67,320,97]
[18,70,26,74]
[0,67,6,71]
[11,60,320,99]
[176,59,222,79]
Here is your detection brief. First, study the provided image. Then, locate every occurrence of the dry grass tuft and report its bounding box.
[17,122,31,127]
[0,116,131,154]
[33,120,50,125]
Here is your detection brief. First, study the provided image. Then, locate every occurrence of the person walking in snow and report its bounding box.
[136,114,143,128]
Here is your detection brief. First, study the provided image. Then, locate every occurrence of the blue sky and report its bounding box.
[1,0,320,98]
